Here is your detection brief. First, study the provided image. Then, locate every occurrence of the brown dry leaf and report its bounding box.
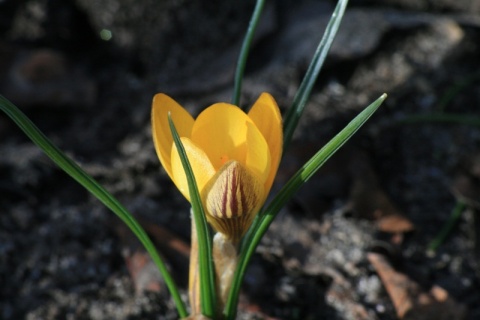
[124,250,164,294]
[348,150,414,235]
[368,252,466,319]
[376,213,415,234]
[113,216,191,294]
[141,218,191,259]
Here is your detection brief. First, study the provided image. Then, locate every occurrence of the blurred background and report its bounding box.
[1,0,480,319]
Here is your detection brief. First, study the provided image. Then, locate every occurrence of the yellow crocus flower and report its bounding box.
[151,93,282,243]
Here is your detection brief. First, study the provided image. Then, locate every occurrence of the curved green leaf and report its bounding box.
[283,0,350,150]
[232,0,266,107]
[0,95,187,317]
[168,114,217,318]
[225,93,387,319]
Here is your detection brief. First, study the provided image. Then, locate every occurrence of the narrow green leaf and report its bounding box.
[231,0,266,107]
[283,0,349,151]
[225,93,387,319]
[0,95,187,318]
[428,200,465,252]
[168,114,216,318]
[437,71,480,111]
[265,94,386,218]
[240,0,350,257]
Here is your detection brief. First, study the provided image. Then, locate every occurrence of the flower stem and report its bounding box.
[188,211,201,316]
[213,232,238,317]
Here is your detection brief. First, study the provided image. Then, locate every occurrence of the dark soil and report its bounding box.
[1,0,480,319]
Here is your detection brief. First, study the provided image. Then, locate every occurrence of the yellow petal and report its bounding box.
[190,103,251,170]
[202,160,264,243]
[248,92,283,195]
[171,137,216,201]
[245,121,271,187]
[152,93,194,180]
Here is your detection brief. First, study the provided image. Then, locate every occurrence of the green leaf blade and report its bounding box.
[283,0,350,151]
[225,93,387,319]
[232,0,266,107]
[0,95,188,318]
[167,114,217,318]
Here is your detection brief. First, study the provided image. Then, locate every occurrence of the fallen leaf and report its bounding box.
[368,252,467,319]
[112,216,191,294]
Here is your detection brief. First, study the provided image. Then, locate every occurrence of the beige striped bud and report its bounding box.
[202,160,264,243]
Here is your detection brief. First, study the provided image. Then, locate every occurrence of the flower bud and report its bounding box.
[202,160,264,243]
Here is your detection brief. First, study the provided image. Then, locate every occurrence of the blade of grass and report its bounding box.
[283,0,349,151]
[231,0,266,107]
[241,0,350,255]
[427,200,465,253]
[225,93,387,319]
[168,114,216,318]
[437,71,480,112]
[0,95,187,318]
